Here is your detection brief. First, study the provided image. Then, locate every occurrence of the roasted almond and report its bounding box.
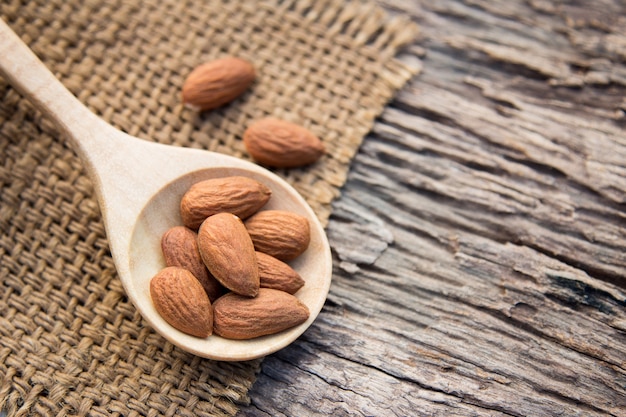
[180,176,271,230]
[245,210,310,261]
[243,118,325,168]
[197,213,260,297]
[182,56,255,111]
[256,251,305,294]
[213,288,310,339]
[161,226,223,302]
[150,266,213,338]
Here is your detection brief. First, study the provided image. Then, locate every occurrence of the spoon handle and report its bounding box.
[0,17,168,249]
[0,18,161,211]
[0,19,111,157]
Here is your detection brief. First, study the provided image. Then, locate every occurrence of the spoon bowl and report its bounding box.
[0,18,332,361]
[130,167,331,360]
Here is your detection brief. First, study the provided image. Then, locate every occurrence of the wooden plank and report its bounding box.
[238,0,626,415]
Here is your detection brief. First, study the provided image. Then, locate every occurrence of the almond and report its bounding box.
[180,176,271,230]
[197,213,259,297]
[213,288,310,339]
[245,210,310,261]
[243,118,325,168]
[182,56,255,111]
[256,251,305,294]
[161,226,223,302]
[150,266,213,338]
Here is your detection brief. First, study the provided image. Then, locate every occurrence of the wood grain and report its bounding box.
[238,0,626,415]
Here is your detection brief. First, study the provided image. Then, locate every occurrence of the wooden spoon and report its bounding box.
[0,19,332,361]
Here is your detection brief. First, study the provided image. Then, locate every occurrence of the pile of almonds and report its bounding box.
[150,56,326,340]
[182,56,325,168]
[150,176,311,339]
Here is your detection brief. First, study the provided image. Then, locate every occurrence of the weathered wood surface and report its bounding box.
[238,1,626,416]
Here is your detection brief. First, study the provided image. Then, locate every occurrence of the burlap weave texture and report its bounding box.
[0,0,419,415]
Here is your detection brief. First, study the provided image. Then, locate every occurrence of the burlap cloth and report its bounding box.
[0,0,418,415]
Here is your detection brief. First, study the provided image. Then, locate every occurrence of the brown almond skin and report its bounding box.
[180,176,271,230]
[197,213,260,297]
[243,118,325,168]
[245,210,310,261]
[150,267,213,338]
[182,57,255,111]
[256,251,305,294]
[161,226,223,302]
[213,288,310,339]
